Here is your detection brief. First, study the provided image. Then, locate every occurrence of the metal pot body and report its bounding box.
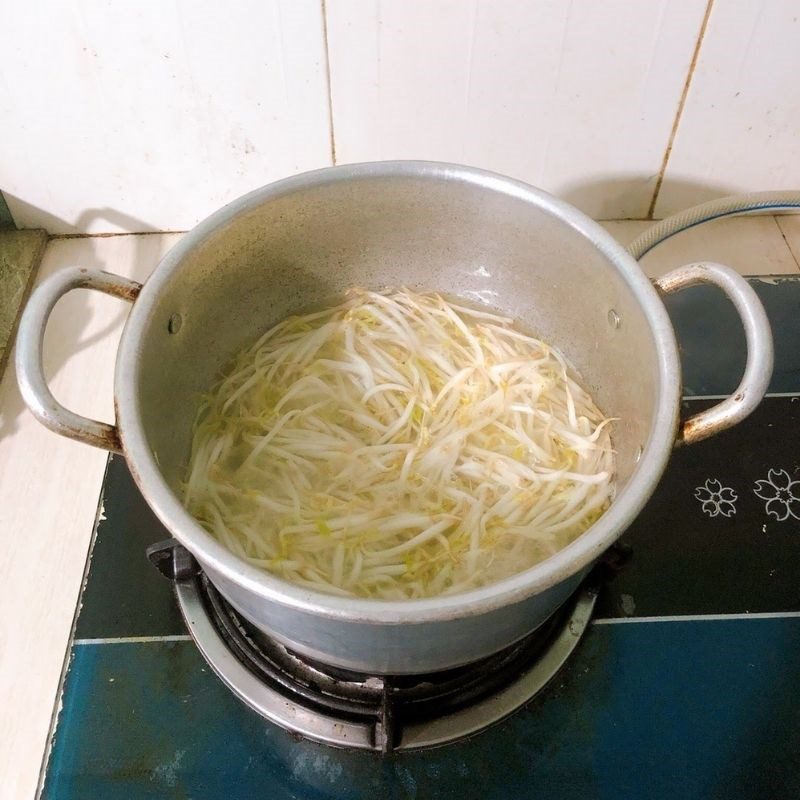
[16,162,773,673]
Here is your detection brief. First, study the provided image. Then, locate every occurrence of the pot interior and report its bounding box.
[133,167,664,518]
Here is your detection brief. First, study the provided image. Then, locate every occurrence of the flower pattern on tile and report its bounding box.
[694,479,738,518]
[753,468,800,522]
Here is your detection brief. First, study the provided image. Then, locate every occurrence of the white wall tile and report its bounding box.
[655,0,800,215]
[326,0,707,219]
[0,1,331,234]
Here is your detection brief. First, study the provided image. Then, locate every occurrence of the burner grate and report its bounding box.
[147,540,602,752]
[203,573,585,751]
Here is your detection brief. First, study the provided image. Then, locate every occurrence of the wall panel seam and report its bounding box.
[648,0,716,219]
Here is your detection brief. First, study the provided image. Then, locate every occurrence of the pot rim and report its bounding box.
[116,160,680,624]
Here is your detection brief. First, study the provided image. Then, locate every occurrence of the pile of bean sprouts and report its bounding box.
[183,289,614,600]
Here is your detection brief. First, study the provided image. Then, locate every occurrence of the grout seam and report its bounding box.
[647,0,715,219]
[774,216,800,272]
[320,0,337,166]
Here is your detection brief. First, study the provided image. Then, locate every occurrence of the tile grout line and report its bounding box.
[774,216,800,272]
[320,0,337,166]
[647,0,715,220]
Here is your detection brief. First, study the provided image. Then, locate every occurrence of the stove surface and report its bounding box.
[167,556,598,752]
[42,278,800,799]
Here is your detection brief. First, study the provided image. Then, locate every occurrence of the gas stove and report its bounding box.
[41,277,800,799]
[148,539,603,753]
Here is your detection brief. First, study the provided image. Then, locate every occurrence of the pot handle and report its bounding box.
[15,267,142,453]
[654,262,773,445]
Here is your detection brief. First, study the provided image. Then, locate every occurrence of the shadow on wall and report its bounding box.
[558,176,741,220]
[0,203,175,444]
[3,192,160,235]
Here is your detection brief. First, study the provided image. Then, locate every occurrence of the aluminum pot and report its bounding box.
[16,162,773,674]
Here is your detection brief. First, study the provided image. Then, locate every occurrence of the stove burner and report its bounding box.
[161,545,598,753]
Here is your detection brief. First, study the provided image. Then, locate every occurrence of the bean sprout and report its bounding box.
[183,289,614,600]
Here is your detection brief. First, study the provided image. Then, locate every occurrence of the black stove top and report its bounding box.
[155,542,604,752]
